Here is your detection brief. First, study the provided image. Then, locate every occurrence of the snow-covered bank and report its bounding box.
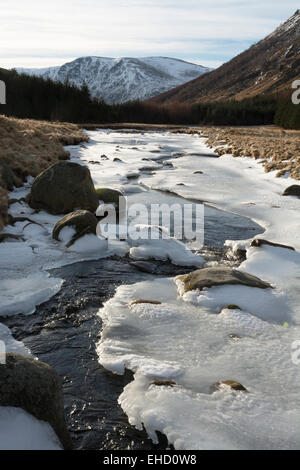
[94,130,300,449]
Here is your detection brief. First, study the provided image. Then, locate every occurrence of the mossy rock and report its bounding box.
[177,267,272,293]
[95,188,124,207]
[52,210,98,241]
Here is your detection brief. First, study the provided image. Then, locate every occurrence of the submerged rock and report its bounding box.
[27,161,99,215]
[0,353,72,449]
[177,267,272,293]
[212,380,248,392]
[52,210,98,242]
[282,185,300,197]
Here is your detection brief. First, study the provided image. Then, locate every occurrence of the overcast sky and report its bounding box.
[0,0,298,69]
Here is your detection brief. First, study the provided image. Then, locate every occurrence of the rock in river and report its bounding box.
[0,353,72,449]
[27,161,99,215]
[177,267,272,293]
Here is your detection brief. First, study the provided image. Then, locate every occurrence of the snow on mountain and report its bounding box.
[16,56,211,104]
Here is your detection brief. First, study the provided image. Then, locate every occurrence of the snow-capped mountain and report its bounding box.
[17,57,211,104]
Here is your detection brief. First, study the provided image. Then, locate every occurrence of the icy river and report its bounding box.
[0,129,300,449]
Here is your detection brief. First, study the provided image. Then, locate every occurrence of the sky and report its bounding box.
[0,0,299,69]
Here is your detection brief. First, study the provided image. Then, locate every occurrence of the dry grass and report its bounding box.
[0,115,88,229]
[174,126,300,180]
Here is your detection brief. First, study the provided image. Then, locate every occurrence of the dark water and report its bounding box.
[1,207,263,450]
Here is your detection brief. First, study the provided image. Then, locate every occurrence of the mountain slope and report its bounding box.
[17,57,210,104]
[150,10,300,104]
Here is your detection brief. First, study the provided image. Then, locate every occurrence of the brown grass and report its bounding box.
[0,115,88,230]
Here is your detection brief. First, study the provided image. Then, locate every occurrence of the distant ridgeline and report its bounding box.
[0,68,299,129]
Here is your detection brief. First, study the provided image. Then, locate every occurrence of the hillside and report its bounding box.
[17,56,211,104]
[150,10,300,104]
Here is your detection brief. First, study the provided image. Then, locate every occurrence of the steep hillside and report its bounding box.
[150,11,300,104]
[17,56,210,104]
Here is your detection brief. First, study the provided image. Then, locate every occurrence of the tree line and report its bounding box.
[0,67,299,129]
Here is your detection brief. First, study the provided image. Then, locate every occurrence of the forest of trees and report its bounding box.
[0,67,299,129]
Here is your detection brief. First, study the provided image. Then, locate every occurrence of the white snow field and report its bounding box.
[1,128,300,449]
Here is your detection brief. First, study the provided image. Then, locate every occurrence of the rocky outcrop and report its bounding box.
[27,162,99,215]
[282,185,300,197]
[52,210,98,242]
[0,354,72,449]
[177,267,272,293]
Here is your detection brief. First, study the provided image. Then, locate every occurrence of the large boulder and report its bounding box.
[282,185,300,197]
[52,209,98,242]
[0,353,72,450]
[27,162,99,215]
[177,267,272,293]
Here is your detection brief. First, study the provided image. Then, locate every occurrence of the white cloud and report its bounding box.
[0,0,298,68]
